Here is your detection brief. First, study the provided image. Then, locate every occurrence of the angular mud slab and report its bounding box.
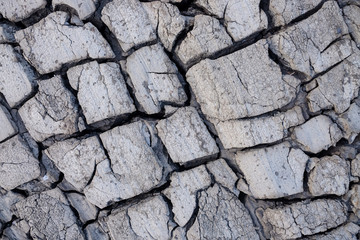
[215,106,305,149]
[0,104,17,142]
[85,121,168,208]
[332,102,360,143]
[14,188,85,239]
[351,154,360,177]
[1,219,30,239]
[269,1,350,79]
[0,191,25,223]
[235,142,309,199]
[0,0,47,22]
[186,39,300,121]
[0,44,37,107]
[187,184,260,239]
[45,136,106,191]
[307,50,360,114]
[269,0,322,26]
[163,165,211,226]
[195,0,268,41]
[206,159,239,195]
[84,222,109,240]
[291,115,343,154]
[349,185,360,218]
[66,192,98,223]
[0,0,359,238]
[259,199,348,239]
[0,135,41,190]
[15,11,114,74]
[19,76,84,142]
[307,155,350,196]
[143,1,186,52]
[101,0,156,52]
[305,223,360,240]
[104,196,172,240]
[124,44,187,114]
[83,159,122,209]
[67,61,136,125]
[157,107,219,165]
[344,5,360,47]
[175,15,232,66]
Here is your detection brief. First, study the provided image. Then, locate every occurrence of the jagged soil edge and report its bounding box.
[1,0,359,239]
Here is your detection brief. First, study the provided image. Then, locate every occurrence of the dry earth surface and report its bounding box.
[1,0,360,239]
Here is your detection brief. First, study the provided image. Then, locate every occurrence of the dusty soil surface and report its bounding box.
[1,0,360,239]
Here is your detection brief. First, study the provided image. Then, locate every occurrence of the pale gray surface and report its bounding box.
[125,44,187,114]
[0,44,37,107]
[0,191,24,222]
[334,102,360,143]
[67,61,135,125]
[235,142,309,199]
[195,0,267,41]
[344,5,360,47]
[306,223,360,240]
[99,121,165,197]
[52,0,98,20]
[0,1,359,239]
[292,115,343,154]
[2,220,30,240]
[224,0,267,41]
[84,222,109,240]
[15,189,85,240]
[83,159,124,209]
[260,199,348,239]
[175,15,232,66]
[0,104,17,142]
[187,184,260,239]
[163,165,211,227]
[350,185,360,218]
[307,155,350,196]
[206,159,239,195]
[45,136,106,191]
[19,76,83,142]
[351,154,360,177]
[186,39,300,121]
[307,49,360,114]
[101,0,156,52]
[105,196,172,240]
[269,1,350,79]
[0,135,40,190]
[157,107,219,164]
[66,192,98,223]
[85,121,166,208]
[0,0,46,22]
[0,24,17,43]
[143,1,186,51]
[269,0,322,26]
[215,106,305,149]
[15,12,114,74]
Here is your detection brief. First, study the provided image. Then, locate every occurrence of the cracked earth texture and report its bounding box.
[0,0,360,239]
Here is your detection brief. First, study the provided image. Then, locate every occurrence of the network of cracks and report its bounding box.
[1,0,360,239]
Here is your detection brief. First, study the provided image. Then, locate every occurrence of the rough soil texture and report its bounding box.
[1,0,360,239]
